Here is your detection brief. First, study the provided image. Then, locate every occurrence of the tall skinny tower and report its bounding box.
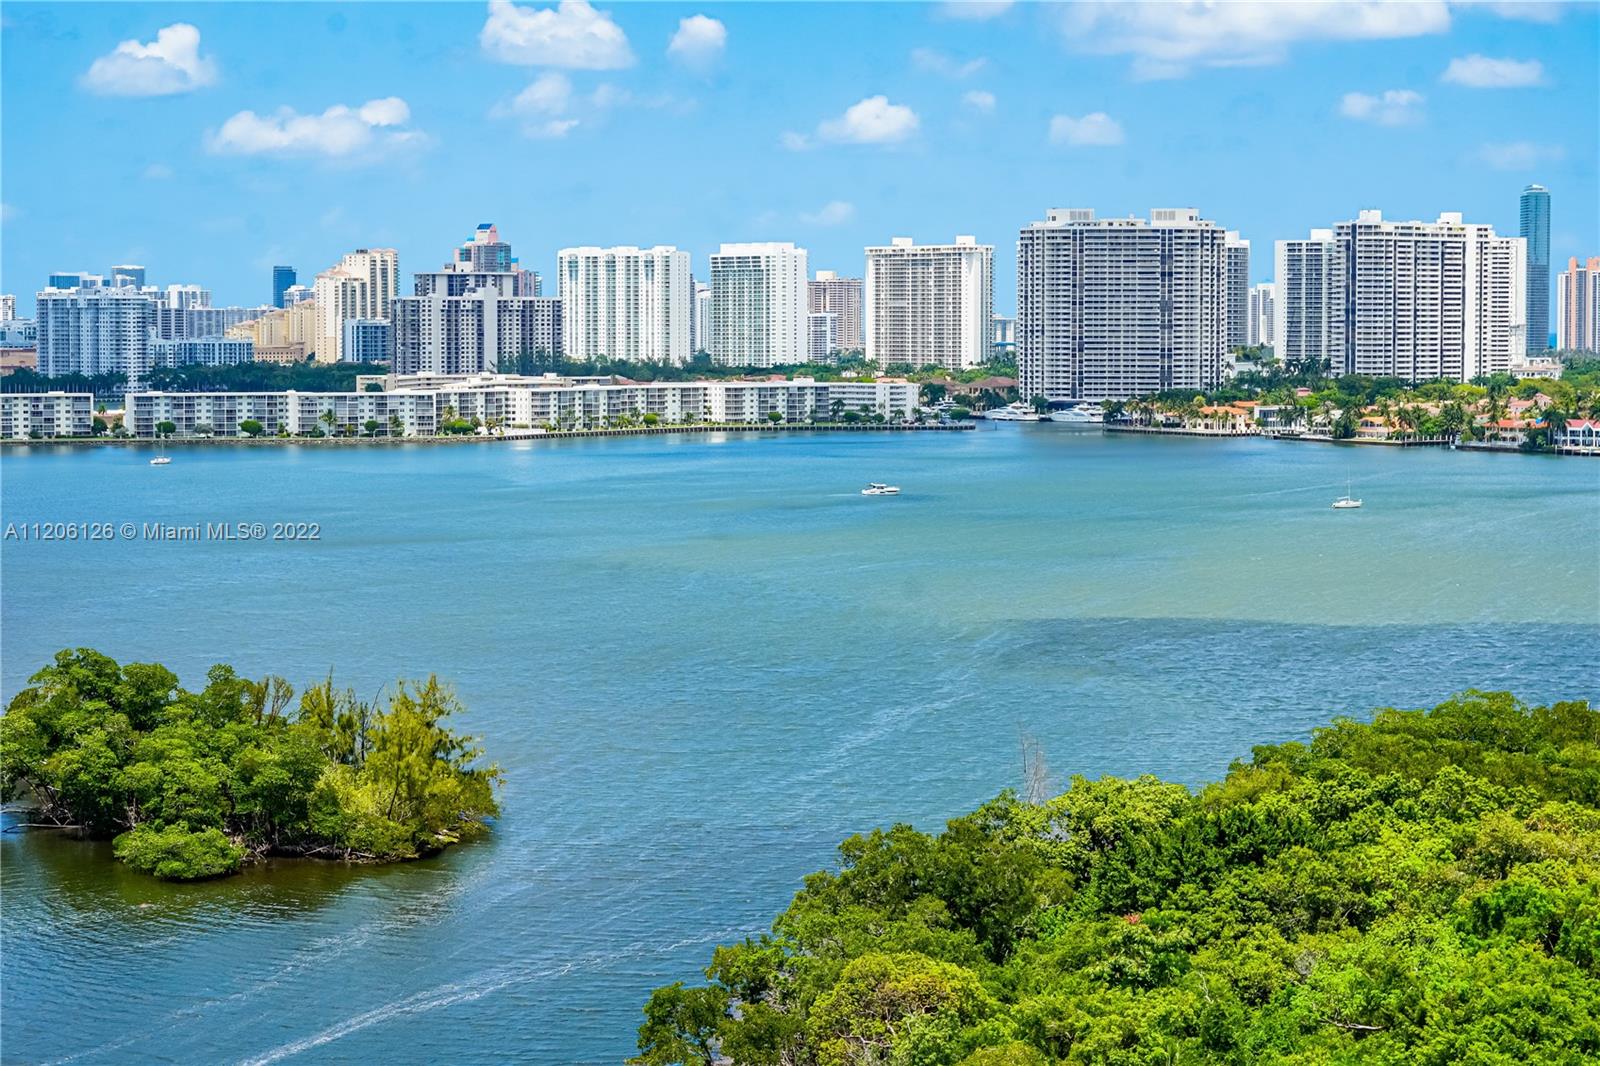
[1520,184,1550,354]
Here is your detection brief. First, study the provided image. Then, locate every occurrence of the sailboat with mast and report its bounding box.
[150,432,172,466]
[1331,475,1360,509]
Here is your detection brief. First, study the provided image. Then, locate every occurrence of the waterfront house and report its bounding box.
[1190,405,1258,434]
[1554,419,1600,455]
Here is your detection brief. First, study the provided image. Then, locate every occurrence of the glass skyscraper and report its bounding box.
[272,265,297,309]
[1520,184,1550,353]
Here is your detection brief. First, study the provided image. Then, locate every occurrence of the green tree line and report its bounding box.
[634,692,1599,1065]
[0,649,501,881]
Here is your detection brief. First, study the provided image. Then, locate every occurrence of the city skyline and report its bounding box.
[3,1,1597,317]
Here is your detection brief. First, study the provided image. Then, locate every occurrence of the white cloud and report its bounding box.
[142,162,174,180]
[491,73,688,139]
[1056,1,1450,78]
[911,47,987,78]
[816,95,920,145]
[1339,88,1425,125]
[937,2,1014,20]
[1441,54,1545,87]
[506,72,572,114]
[1048,112,1124,146]
[1476,141,1565,170]
[963,89,997,113]
[1451,1,1564,23]
[208,97,423,159]
[801,200,855,226]
[81,22,218,96]
[480,0,634,69]
[668,14,726,68]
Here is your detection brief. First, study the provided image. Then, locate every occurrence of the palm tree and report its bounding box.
[388,413,404,437]
[319,410,336,437]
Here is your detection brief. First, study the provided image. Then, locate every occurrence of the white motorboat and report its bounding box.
[983,403,1040,422]
[861,483,900,496]
[1046,404,1105,424]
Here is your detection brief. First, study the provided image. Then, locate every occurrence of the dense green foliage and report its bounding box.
[142,362,390,393]
[0,649,501,880]
[635,693,1600,1064]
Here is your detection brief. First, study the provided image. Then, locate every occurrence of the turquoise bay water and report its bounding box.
[2,427,1597,1065]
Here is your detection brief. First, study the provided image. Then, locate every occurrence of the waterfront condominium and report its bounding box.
[272,265,296,309]
[709,242,808,367]
[1558,257,1600,354]
[0,294,15,320]
[808,270,864,352]
[313,248,399,364]
[864,236,993,372]
[1225,233,1250,351]
[35,283,156,378]
[1017,208,1228,401]
[1275,211,1525,382]
[1247,282,1275,348]
[557,245,692,364]
[1521,184,1550,353]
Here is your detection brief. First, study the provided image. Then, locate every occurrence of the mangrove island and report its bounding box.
[0,649,501,881]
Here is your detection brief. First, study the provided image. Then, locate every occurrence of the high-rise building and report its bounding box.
[992,315,1015,350]
[227,298,319,362]
[1225,233,1250,351]
[393,290,562,374]
[272,266,297,309]
[709,243,808,367]
[282,284,314,306]
[48,272,102,290]
[1247,283,1275,348]
[1274,211,1525,382]
[1274,230,1338,371]
[0,295,15,321]
[456,223,514,273]
[1520,184,1550,353]
[1018,208,1229,400]
[1557,257,1600,354]
[313,248,398,364]
[342,319,393,364]
[808,311,839,363]
[110,265,146,289]
[692,281,711,356]
[808,270,864,352]
[150,337,255,368]
[864,236,993,372]
[556,246,692,364]
[36,284,157,379]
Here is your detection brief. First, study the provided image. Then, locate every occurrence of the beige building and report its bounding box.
[228,298,319,362]
[313,248,398,363]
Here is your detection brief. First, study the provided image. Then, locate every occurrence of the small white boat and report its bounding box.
[1331,477,1360,509]
[861,483,900,496]
[150,435,172,466]
[983,403,1040,422]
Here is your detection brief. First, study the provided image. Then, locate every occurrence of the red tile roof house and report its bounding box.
[1554,418,1600,455]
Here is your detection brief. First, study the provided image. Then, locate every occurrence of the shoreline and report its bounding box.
[0,421,974,449]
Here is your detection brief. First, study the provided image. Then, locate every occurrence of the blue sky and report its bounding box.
[3,1,1596,316]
